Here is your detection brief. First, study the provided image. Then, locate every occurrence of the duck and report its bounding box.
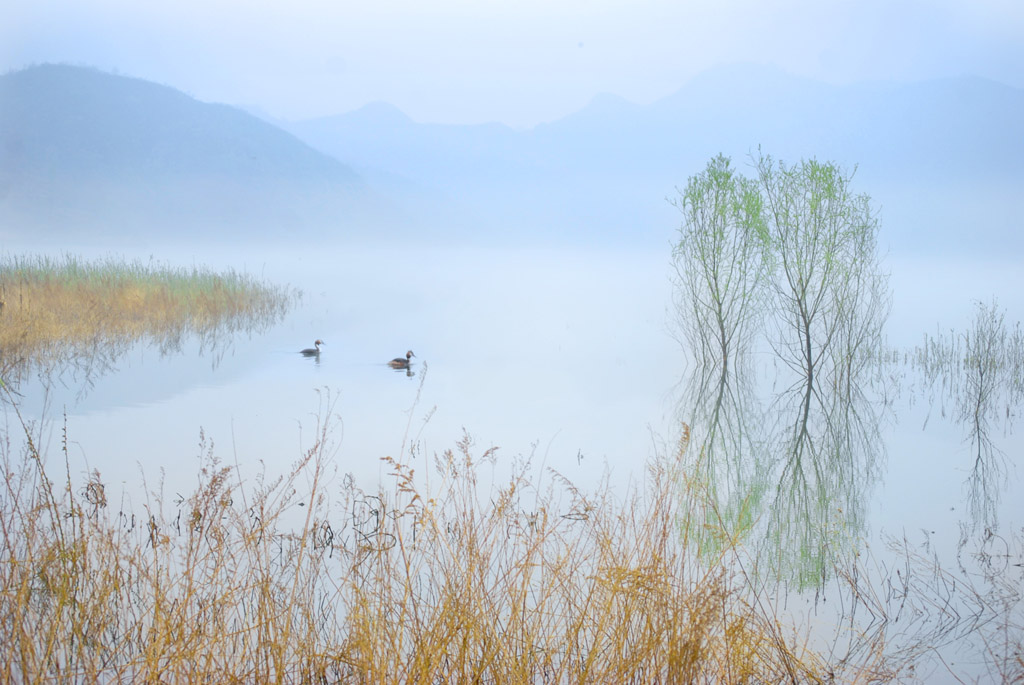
[388,350,415,369]
[301,339,325,356]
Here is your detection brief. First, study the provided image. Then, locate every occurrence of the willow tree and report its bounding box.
[754,153,889,396]
[751,153,890,586]
[672,154,769,372]
[672,155,771,559]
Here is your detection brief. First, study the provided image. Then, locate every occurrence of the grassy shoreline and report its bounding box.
[0,254,1019,681]
[6,397,1016,682]
[0,400,842,682]
[0,253,293,382]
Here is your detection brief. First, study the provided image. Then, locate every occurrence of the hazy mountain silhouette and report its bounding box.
[289,102,531,185]
[292,63,1023,184]
[296,61,1024,183]
[2,63,1021,251]
[0,64,375,242]
[281,63,1023,250]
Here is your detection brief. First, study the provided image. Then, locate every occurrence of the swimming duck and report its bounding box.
[301,339,325,356]
[388,350,415,369]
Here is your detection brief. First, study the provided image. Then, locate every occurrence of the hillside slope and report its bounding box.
[0,64,368,241]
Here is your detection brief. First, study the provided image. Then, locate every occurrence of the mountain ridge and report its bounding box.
[2,63,1021,249]
[0,64,372,242]
[285,63,1024,182]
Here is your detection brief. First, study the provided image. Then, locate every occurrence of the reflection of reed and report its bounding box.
[911,300,1022,532]
[0,255,294,398]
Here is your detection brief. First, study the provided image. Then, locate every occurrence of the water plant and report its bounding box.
[911,299,1024,532]
[4,384,1019,681]
[0,380,901,682]
[0,253,293,389]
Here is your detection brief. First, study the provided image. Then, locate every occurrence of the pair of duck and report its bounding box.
[300,340,415,369]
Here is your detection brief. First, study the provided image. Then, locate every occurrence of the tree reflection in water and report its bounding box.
[677,358,766,559]
[913,299,1023,534]
[677,341,893,590]
[760,354,892,588]
[673,158,1022,676]
[677,267,1021,592]
[674,153,892,590]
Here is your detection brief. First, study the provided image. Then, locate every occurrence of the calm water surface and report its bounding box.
[11,244,1022,526]
[15,245,682,499]
[6,242,1022,679]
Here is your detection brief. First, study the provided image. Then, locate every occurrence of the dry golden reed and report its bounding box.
[0,253,291,382]
[0,378,908,684]
[1,255,1018,682]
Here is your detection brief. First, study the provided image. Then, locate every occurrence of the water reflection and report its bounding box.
[387,350,417,377]
[912,299,1023,533]
[679,349,892,589]
[0,276,293,404]
[673,154,892,588]
[678,358,765,554]
[760,359,891,587]
[679,297,1023,589]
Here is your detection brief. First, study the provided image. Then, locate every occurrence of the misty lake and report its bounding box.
[5,241,1023,678]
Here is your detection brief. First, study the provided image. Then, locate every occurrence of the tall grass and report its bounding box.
[0,253,292,384]
[3,384,1021,681]
[1,255,1018,681]
[0,383,869,683]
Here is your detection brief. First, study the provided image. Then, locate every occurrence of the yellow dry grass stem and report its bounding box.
[0,253,290,377]
[0,388,877,683]
[2,255,1015,681]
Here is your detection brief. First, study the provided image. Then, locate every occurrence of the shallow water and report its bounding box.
[4,242,1022,679]
[9,245,682,499]
[8,244,1022,515]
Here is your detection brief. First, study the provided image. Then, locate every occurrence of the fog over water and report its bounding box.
[3,1,1023,680]
[11,245,679,496]
[11,242,1021,528]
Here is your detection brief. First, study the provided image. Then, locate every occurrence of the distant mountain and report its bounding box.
[291,63,1024,184]
[0,64,371,242]
[288,103,529,185]
[282,64,1024,250]
[2,63,1021,251]
[607,64,1024,180]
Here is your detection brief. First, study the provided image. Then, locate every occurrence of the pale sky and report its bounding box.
[3,0,1023,127]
